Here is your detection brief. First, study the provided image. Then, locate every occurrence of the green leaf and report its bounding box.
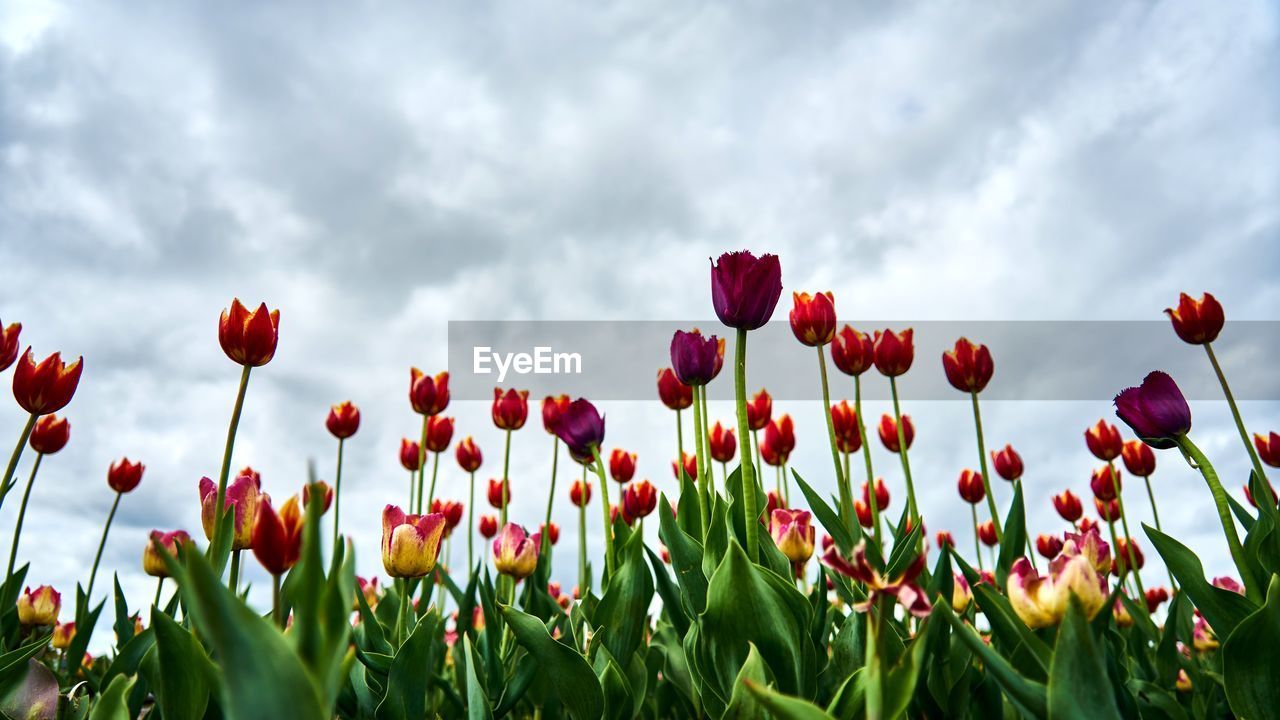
[88,674,135,720]
[375,610,436,720]
[1223,574,1280,718]
[1048,596,1121,720]
[724,643,772,719]
[146,610,214,720]
[1144,524,1256,637]
[462,635,493,720]
[741,680,835,719]
[657,494,708,616]
[111,574,135,645]
[996,482,1026,589]
[935,601,1048,719]
[645,545,689,636]
[970,583,1052,679]
[792,470,856,553]
[593,533,655,663]
[501,606,604,720]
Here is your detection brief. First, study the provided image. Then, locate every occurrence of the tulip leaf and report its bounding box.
[462,635,493,720]
[88,674,135,720]
[934,601,1048,719]
[724,643,773,719]
[501,605,604,720]
[970,583,1052,679]
[646,544,689,636]
[0,635,54,682]
[1143,524,1256,637]
[65,587,105,682]
[792,470,856,554]
[376,610,436,720]
[1223,574,1280,718]
[1048,596,1121,720]
[996,482,1027,589]
[593,532,654,663]
[658,494,709,617]
[111,574,135,646]
[741,680,835,720]
[145,611,214,720]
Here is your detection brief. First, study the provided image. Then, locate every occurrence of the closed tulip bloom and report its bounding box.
[301,480,333,513]
[357,576,380,609]
[1114,371,1192,449]
[29,414,70,455]
[430,498,465,535]
[672,453,697,480]
[493,524,539,579]
[852,500,871,529]
[1212,576,1244,594]
[199,475,261,550]
[1253,432,1280,468]
[789,292,837,346]
[1053,490,1083,523]
[1090,465,1121,501]
[872,328,914,377]
[1121,440,1156,477]
[710,250,783,331]
[990,444,1023,482]
[1036,534,1064,559]
[831,325,874,376]
[1112,597,1134,628]
[1193,615,1219,652]
[766,491,787,518]
[17,585,60,626]
[399,439,422,472]
[326,401,361,439]
[456,437,482,472]
[107,458,145,494]
[492,388,530,430]
[0,321,20,371]
[542,395,572,434]
[237,466,262,487]
[709,422,737,463]
[951,573,972,613]
[978,521,998,547]
[540,522,560,545]
[408,369,440,416]
[1165,292,1224,345]
[1111,537,1144,576]
[554,398,606,460]
[253,496,304,575]
[877,414,914,453]
[52,621,76,649]
[1244,479,1278,509]
[569,479,592,508]
[655,369,694,411]
[1078,517,1100,535]
[143,530,192,578]
[861,479,890,511]
[942,338,994,393]
[761,415,795,466]
[609,449,637,484]
[1095,497,1121,522]
[1145,586,1170,613]
[936,531,955,549]
[957,469,986,504]
[670,329,725,386]
[1008,531,1110,629]
[623,480,657,519]
[425,415,455,453]
[487,479,510,509]
[12,349,83,415]
[770,509,815,563]
[478,514,499,538]
[218,300,280,367]
[830,401,861,453]
[381,505,446,578]
[1085,419,1123,461]
[746,389,772,431]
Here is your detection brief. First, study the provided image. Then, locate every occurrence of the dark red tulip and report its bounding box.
[399,439,422,472]
[789,292,837,347]
[253,496,303,575]
[430,498,465,535]
[708,422,737,464]
[877,414,914,453]
[609,449,637,484]
[408,369,440,416]
[854,500,873,529]
[29,414,70,455]
[670,329,724,386]
[990,444,1023,482]
[1095,497,1121,522]
[1036,534,1063,560]
[1053,490,1083,522]
[478,514,499,539]
[611,503,634,527]
[656,369,694,411]
[425,416,455,453]
[542,395,572,435]
[539,522,560,545]
[1085,419,1123,461]
[872,328,914,377]
[1254,432,1280,468]
[1114,371,1192,449]
[218,299,280,367]
[326,401,361,440]
[1145,586,1170,613]
[492,388,530,430]
[569,479,592,508]
[12,349,83,416]
[830,401,861,454]
[710,251,783,331]
[766,490,786,517]
[760,415,795,466]
[302,481,333,513]
[107,458,144,494]
[746,389,772,431]
[1090,465,1121,501]
[554,399,606,461]
[978,521,998,547]
[1078,517,1099,535]
[1165,292,1224,345]
[942,338,994,393]
[957,470,985,505]
[237,466,262,487]
[487,479,510,509]
[1121,440,1156,477]
[1112,538,1144,576]
[936,531,955,549]
[623,480,657,520]
[455,437,482,473]
[672,453,697,481]
[861,479,889,511]
[0,321,20,371]
[831,325,874,376]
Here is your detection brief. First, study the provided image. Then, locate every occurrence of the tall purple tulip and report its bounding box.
[1114,371,1192,449]
[670,330,724,387]
[556,398,617,578]
[710,251,783,331]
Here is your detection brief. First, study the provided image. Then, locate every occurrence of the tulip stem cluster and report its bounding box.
[1114,491,1146,602]
[1204,343,1275,504]
[5,452,43,579]
[1177,435,1260,601]
[414,416,429,513]
[213,365,253,564]
[0,413,38,512]
[734,329,760,560]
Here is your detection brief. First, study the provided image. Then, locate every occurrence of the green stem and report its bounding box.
[1018,479,1038,571]
[734,329,759,561]
[590,446,617,580]
[817,347,848,513]
[229,550,241,595]
[1143,475,1177,590]
[407,469,415,508]
[394,578,408,646]
[272,573,283,628]
[541,438,559,561]
[578,464,588,594]
[865,599,885,720]
[969,391,1002,541]
[700,386,716,497]
[415,416,429,512]
[214,366,252,554]
[1205,343,1273,503]
[691,383,711,536]
[86,492,122,603]
[500,429,512,526]
[1177,435,1260,602]
[853,375,880,547]
[0,413,37,513]
[467,471,475,573]
[888,377,918,522]
[971,505,984,571]
[1104,518,1130,596]
[752,429,763,487]
[675,408,684,479]
[426,451,441,512]
[6,453,43,578]
[152,577,164,620]
[332,438,344,550]
[1114,490,1146,605]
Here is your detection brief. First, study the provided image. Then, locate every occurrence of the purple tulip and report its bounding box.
[711,251,783,331]
[669,329,723,386]
[555,398,606,460]
[1114,371,1192,449]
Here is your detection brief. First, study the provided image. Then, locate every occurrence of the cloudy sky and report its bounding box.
[1,0,1278,641]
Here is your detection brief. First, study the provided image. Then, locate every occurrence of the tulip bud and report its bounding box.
[1090,466,1121,502]
[760,415,795,467]
[253,496,304,575]
[400,439,423,472]
[861,479,889,511]
[872,328,914,377]
[12,349,83,416]
[381,505,446,578]
[942,338,994,393]
[542,395,572,434]
[1084,419,1123,461]
[831,325,874,377]
[1112,596,1134,628]
[29,414,70,455]
[672,453,697,481]
[957,469,986,505]
[569,479,592,508]
[1095,497,1121,522]
[936,531,955,549]
[1036,533,1063,559]
[143,530,192,578]
[108,458,145,494]
[1145,586,1170,613]
[324,401,360,439]
[951,573,972,613]
[478,514,499,538]
[356,576,380,610]
[487,479,510,509]
[609,449,637,484]
[877,414,914,453]
[1244,479,1278,509]
[409,369,446,416]
[1114,371,1192,449]
[670,329,725,387]
[53,621,76,649]
[1053,490,1083,523]
[455,437,482,473]
[218,299,280,367]
[1176,670,1193,693]
[1121,439,1156,477]
[16,585,60,626]
[492,524,539,579]
[830,401,861,453]
[538,522,560,546]
[1254,431,1280,468]
[623,480,657,520]
[990,444,1023,482]
[709,422,737,463]
[854,500,873,529]
[789,292,837,347]
[430,498,465,535]
[656,369,694,411]
[425,415,455,453]
[554,399,607,460]
[710,251,783,331]
[746,389,772,431]
[978,521,998,547]
[0,321,20,372]
[769,509,815,564]
[199,475,261,550]
[1165,292,1224,345]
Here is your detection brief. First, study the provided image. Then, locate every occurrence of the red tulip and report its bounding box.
[326,401,361,439]
[218,299,280,367]
[1078,517,1099,535]
[108,458,144,494]
[766,490,786,518]
[872,328,914,377]
[709,422,737,463]
[478,514,499,538]
[1053,490,1083,523]
[854,500,874,529]
[789,292,837,347]
[487,479,510,509]
[425,415,455,453]
[710,251,783,331]
[539,522,560,545]
[1036,533,1063,559]
[0,321,20,371]
[569,479,592,508]
[935,531,955,549]
[746,389,772,431]
[1254,432,1280,468]
[611,503,634,527]
[237,466,262,487]
[830,401,861,453]
[1165,292,1224,345]
[831,325,874,376]
[942,338,994,393]
[760,415,795,466]
[1085,419,1123,461]
[877,414,914,453]
[399,439,422,472]
[455,437,482,473]
[990,444,1023,482]
[623,480,657,520]
[957,469,985,505]
[1095,497,1121,522]
[609,449,637,484]
[302,481,334,514]
[672,453,697,481]
[978,521,998,547]
[656,369,694,411]
[253,496,303,575]
[409,369,447,416]
[12,349,83,416]
[29,414,70,455]
[1112,538,1144,576]
[1090,465,1120,502]
[492,388,530,430]
[430,498,465,534]
[542,395,572,434]
[1145,586,1170,613]
[1121,440,1156,477]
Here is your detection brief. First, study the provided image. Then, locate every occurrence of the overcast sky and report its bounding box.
[1,0,1278,641]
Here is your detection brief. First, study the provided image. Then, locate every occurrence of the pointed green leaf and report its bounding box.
[1048,596,1121,720]
[1223,574,1280,718]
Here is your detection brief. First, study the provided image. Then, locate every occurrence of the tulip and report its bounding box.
[447,437,479,474]
[1121,440,1155,477]
[670,329,724,387]
[1213,576,1244,594]
[672,453,698,481]
[357,576,380,610]
[957,470,985,504]
[1193,615,1219,652]
[431,498,465,537]
[854,500,873,529]
[381,505,446,579]
[1111,537,1144,577]
[16,585,60,626]
[3,349,84,515]
[1145,586,1170,613]
[489,387,530,430]
[1114,372,1191,449]
[761,415,796,465]
[822,542,931,618]
[990,445,1023,482]
[766,490,787,517]
[1165,292,1224,345]
[488,479,510,509]
[936,531,955,549]
[1078,517,1100,535]
[539,395,570,436]
[830,401,861,453]
[200,475,262,550]
[1053,490,1083,523]
[52,621,76,650]
[569,479,592,508]
[1255,431,1280,468]
[218,299,280,367]
[609,449,637,484]
[408,369,448,416]
[746,389,772,431]
[492,523,539,579]
[789,292,836,347]
[106,458,144,494]
[1090,465,1120,501]
[831,325,874,377]
[951,573,973,613]
[143,530,191,578]
[942,338,994,393]
[623,480,657,521]
[877,414,914,453]
[1085,419,1123,461]
[656,369,693,411]
[29,414,69,455]
[1113,596,1134,628]
[708,422,736,466]
[770,509,815,564]
[1007,530,1110,629]
[872,329,914,377]
[978,521,998,547]
[709,250,782,331]
[425,416,454,454]
[1036,534,1063,560]
[478,515,499,539]
[861,479,890,511]
[1176,670,1193,693]
[253,496,304,576]
[555,398,617,575]
[1095,497,1121,522]
[539,522,560,545]
[326,401,360,439]
[0,321,19,371]
[1245,480,1278,510]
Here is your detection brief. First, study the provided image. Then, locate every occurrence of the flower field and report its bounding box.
[0,250,1277,719]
